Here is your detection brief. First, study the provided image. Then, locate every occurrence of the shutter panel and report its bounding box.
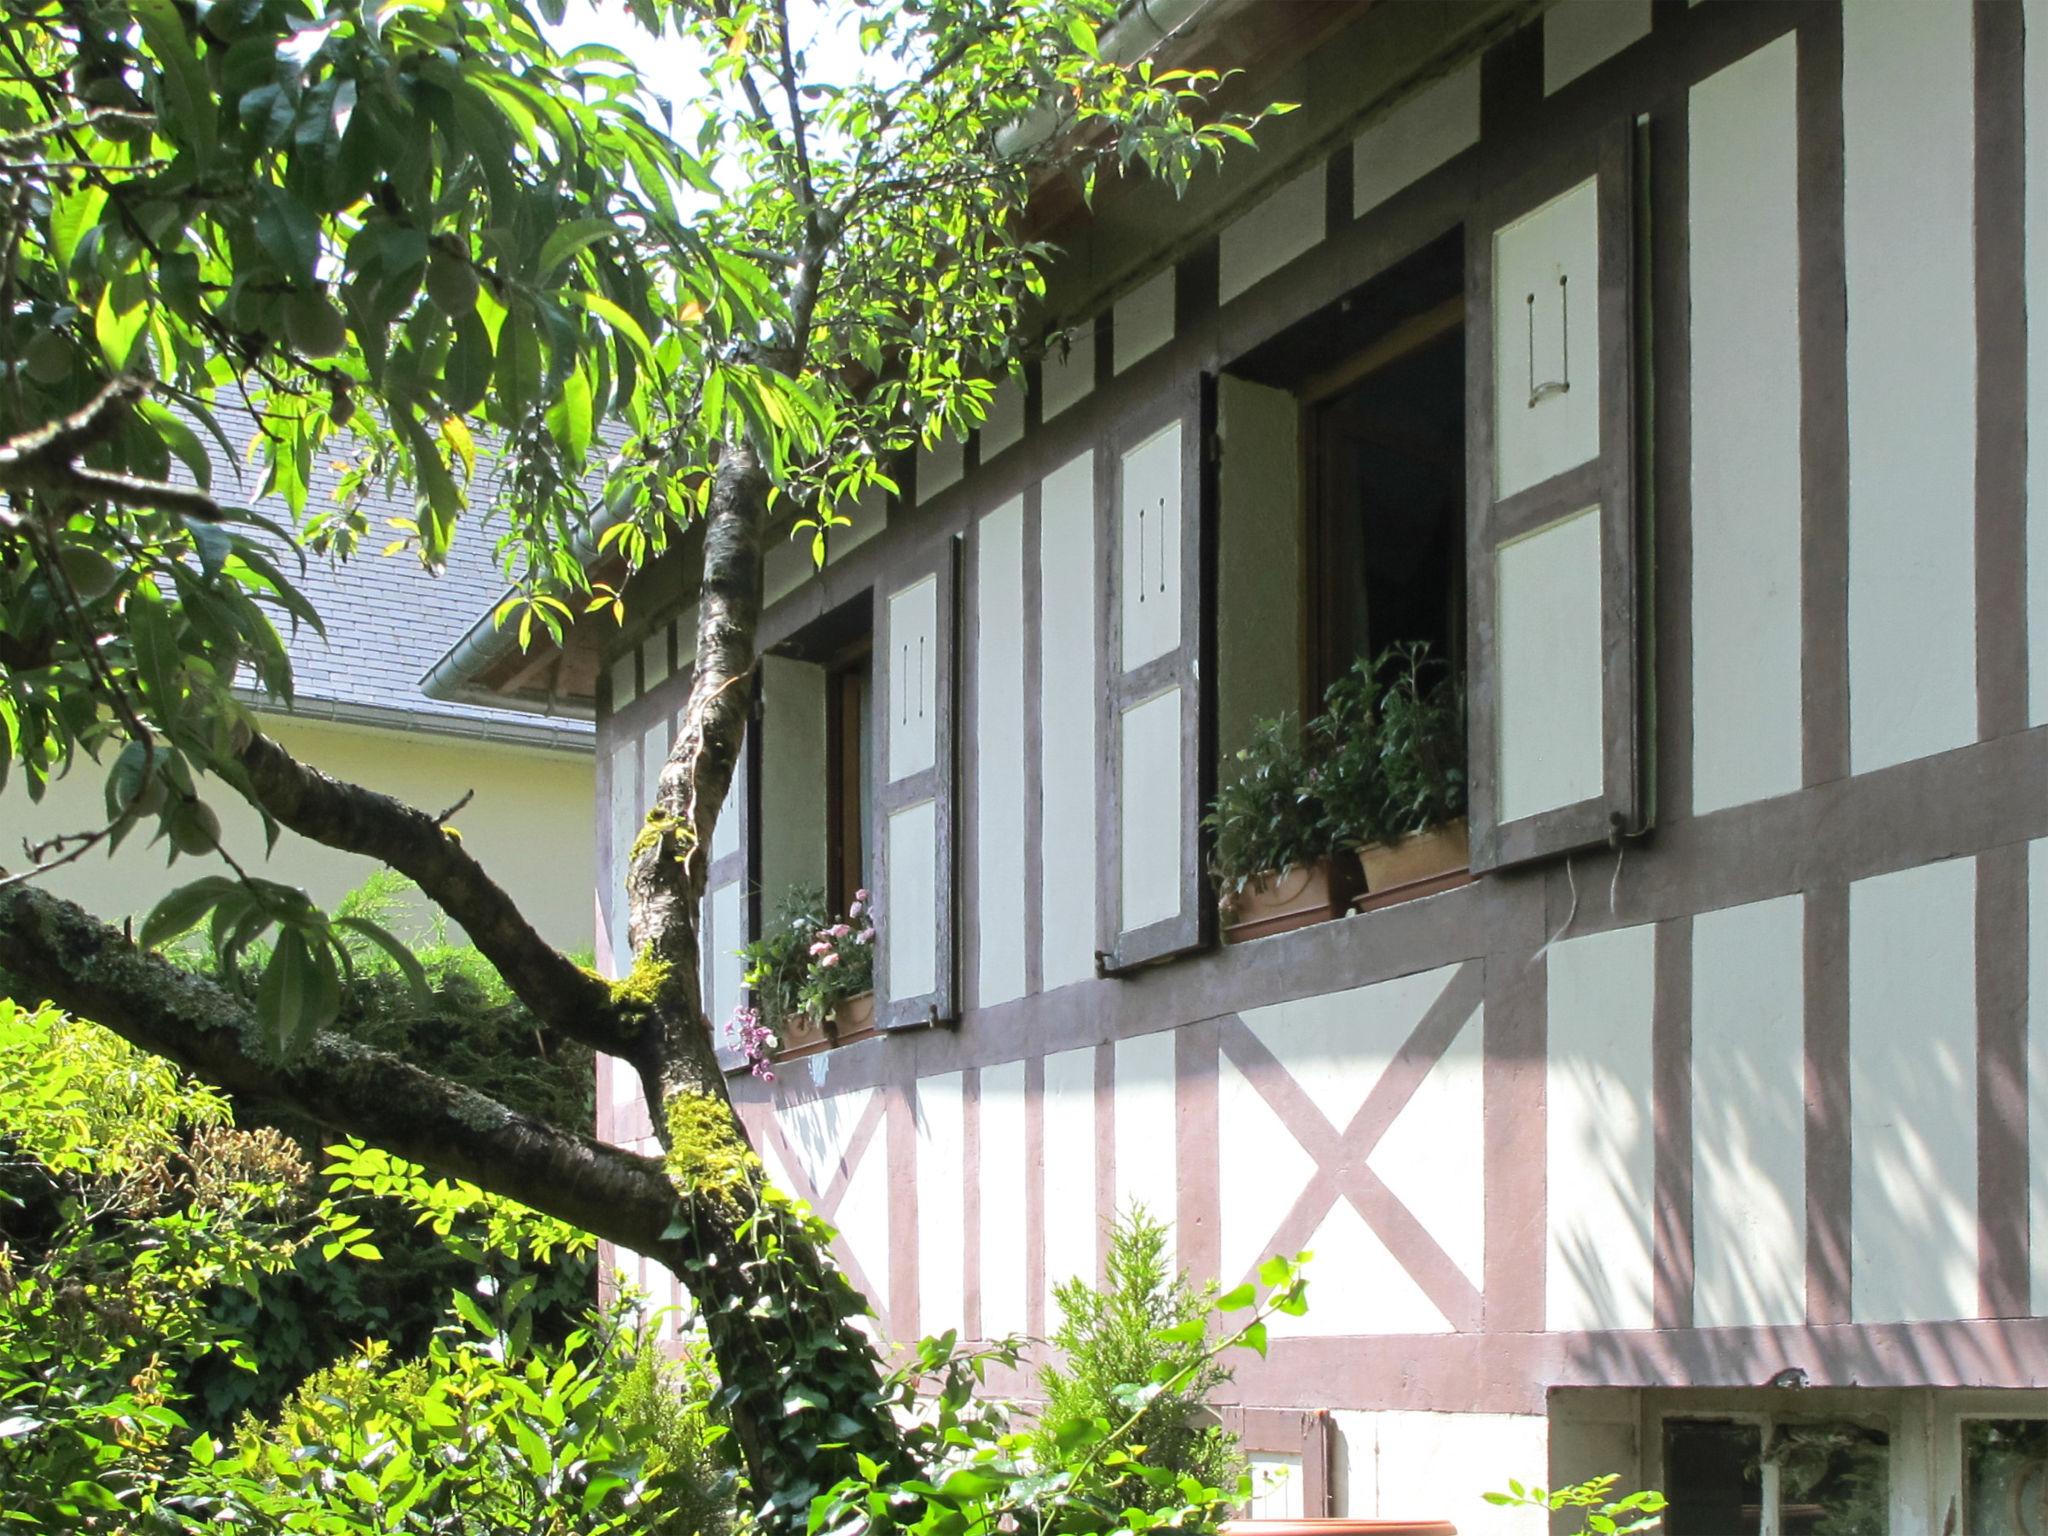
[702,687,757,1073]
[1095,372,1216,974]
[1467,124,1643,872]
[874,537,960,1028]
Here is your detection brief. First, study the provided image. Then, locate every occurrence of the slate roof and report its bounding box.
[212,414,591,751]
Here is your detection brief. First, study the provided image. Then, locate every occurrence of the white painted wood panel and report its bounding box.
[1119,421,1183,670]
[1353,62,1479,217]
[1850,857,1978,1323]
[1843,1,1978,773]
[885,799,937,1002]
[706,878,743,1039]
[1347,1412,1549,1535]
[917,438,963,503]
[1368,1002,1485,1288]
[2032,839,2048,1312]
[887,574,939,781]
[1543,0,1650,95]
[1692,893,1806,1327]
[1689,34,1804,815]
[981,376,1024,459]
[2028,0,2048,727]
[610,653,636,709]
[1118,689,1183,931]
[1247,1454,1305,1520]
[1113,1030,1177,1247]
[1042,326,1095,422]
[1042,1047,1097,1311]
[979,1059,1028,1338]
[1040,453,1098,989]
[1114,269,1174,373]
[916,1072,965,1339]
[1493,176,1601,500]
[975,498,1027,1007]
[640,630,669,691]
[1495,506,1605,821]
[1546,922,1656,1333]
[1219,166,1325,304]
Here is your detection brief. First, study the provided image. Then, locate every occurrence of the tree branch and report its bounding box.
[0,375,226,526]
[234,731,656,1068]
[0,881,684,1256]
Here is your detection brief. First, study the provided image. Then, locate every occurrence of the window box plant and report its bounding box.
[1206,716,1361,944]
[1315,643,1467,901]
[729,887,877,1063]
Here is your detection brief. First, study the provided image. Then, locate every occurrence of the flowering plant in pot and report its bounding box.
[1314,642,1467,897]
[729,886,877,1061]
[1204,715,1359,943]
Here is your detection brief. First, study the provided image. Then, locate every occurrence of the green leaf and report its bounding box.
[333,916,430,999]
[536,219,623,278]
[140,876,239,949]
[132,0,218,171]
[50,185,107,268]
[1240,1319,1267,1358]
[254,185,322,285]
[1215,1282,1256,1312]
[547,367,593,460]
[255,927,337,1054]
[94,282,148,370]
[442,311,494,414]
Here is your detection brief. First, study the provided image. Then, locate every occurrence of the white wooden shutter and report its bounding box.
[874,537,960,1028]
[1467,124,1643,872]
[1096,373,1215,973]
[701,690,756,1072]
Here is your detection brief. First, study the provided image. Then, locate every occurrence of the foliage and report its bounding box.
[809,1249,1308,1536]
[0,995,308,1526]
[167,1305,733,1535]
[732,885,876,1038]
[1485,1473,1667,1536]
[1203,715,1327,900]
[1356,642,1465,837]
[1035,1207,1244,1519]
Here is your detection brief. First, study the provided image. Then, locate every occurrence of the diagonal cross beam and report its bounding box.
[1217,961,1487,1332]
[748,1089,891,1313]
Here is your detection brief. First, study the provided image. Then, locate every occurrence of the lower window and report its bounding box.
[1663,1415,1889,1535]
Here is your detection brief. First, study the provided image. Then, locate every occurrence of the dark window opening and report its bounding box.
[1663,1416,1891,1536]
[824,647,872,916]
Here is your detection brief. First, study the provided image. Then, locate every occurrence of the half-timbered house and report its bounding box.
[432,1,2048,1528]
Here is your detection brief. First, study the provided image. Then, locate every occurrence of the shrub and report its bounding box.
[1204,715,1327,900]
[731,886,876,1041]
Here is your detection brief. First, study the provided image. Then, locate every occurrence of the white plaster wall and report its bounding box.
[837,1133,893,1319]
[1042,1046,1097,1312]
[1331,1410,1548,1535]
[1843,1,1978,773]
[1118,689,1182,932]
[979,1060,1029,1338]
[1114,269,1174,374]
[606,736,637,973]
[1850,857,1979,1323]
[1546,922,1656,1333]
[1042,326,1095,422]
[1353,61,1480,218]
[1496,507,1605,822]
[1216,375,1303,762]
[916,1072,965,1340]
[1112,1030,1177,1249]
[974,497,1028,1007]
[1039,452,1098,989]
[2032,839,2048,1312]
[1689,33,1803,815]
[2028,0,2048,728]
[1691,894,1806,1327]
[918,438,963,503]
[764,492,887,608]
[885,799,937,1001]
[1218,166,1324,305]
[981,376,1024,460]
[1369,1002,1486,1289]
[1217,1050,1317,1293]
[1543,0,1649,96]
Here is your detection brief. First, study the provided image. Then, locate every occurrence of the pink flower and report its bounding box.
[819,952,841,968]
[829,923,851,938]
[808,940,832,957]
[854,889,870,903]
[859,927,876,944]
[848,901,864,919]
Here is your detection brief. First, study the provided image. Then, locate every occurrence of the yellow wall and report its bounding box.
[5,715,594,953]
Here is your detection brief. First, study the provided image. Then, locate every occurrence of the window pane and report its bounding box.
[1773,1422,1888,1536]
[1665,1419,1763,1536]
[1965,1419,2048,1535]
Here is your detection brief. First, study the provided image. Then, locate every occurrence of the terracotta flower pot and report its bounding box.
[1221,856,1362,944]
[776,1008,831,1056]
[1221,1521,1456,1536]
[1355,817,1469,897]
[832,989,876,1038]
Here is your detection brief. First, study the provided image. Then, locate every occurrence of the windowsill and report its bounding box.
[1349,866,1473,914]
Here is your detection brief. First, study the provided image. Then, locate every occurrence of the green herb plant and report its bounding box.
[1204,715,1328,902]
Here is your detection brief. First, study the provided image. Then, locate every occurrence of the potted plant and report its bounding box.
[1318,643,1467,897]
[1205,715,1360,944]
[730,887,877,1060]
